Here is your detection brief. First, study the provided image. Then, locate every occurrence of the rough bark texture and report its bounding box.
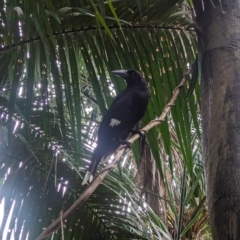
[194,0,240,239]
[135,142,165,219]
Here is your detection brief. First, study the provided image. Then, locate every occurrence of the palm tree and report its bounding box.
[0,0,209,239]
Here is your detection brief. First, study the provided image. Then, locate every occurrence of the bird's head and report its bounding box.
[112,69,148,90]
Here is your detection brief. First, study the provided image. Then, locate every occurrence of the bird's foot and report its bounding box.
[130,129,146,152]
[120,139,132,149]
[130,129,146,138]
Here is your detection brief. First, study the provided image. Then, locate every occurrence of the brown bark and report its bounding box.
[194,0,240,239]
[135,142,166,220]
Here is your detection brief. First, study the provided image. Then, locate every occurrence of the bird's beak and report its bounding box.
[112,70,128,78]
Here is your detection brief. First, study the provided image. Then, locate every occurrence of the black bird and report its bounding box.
[82,69,150,185]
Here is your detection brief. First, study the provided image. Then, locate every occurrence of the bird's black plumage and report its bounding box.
[82,69,150,185]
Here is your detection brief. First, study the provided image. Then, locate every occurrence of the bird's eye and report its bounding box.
[128,70,135,76]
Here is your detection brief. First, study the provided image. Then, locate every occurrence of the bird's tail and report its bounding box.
[82,171,93,186]
[82,160,100,185]
[82,146,104,185]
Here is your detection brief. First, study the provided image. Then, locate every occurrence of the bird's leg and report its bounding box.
[119,139,132,149]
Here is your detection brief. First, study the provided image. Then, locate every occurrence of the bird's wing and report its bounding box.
[98,88,136,140]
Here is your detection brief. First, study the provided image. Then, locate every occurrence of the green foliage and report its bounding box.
[0,0,210,239]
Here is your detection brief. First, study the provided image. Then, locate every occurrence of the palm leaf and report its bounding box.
[0,0,209,239]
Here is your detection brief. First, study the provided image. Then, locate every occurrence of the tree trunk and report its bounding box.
[194,0,240,239]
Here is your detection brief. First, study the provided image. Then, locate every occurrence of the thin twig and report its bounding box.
[0,25,194,53]
[36,66,192,240]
